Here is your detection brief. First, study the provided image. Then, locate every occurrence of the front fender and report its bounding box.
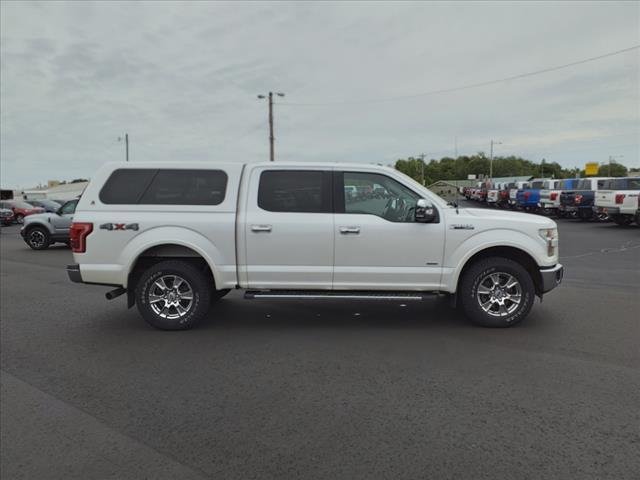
[119,226,225,288]
[443,229,548,293]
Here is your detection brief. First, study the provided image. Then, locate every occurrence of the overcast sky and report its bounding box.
[1,1,639,188]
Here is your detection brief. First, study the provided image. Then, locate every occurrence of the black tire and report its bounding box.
[611,214,633,226]
[25,226,51,250]
[15,213,24,224]
[459,257,535,328]
[135,260,211,330]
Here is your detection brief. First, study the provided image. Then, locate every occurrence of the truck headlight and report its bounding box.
[539,228,558,256]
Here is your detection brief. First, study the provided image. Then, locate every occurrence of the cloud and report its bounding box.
[0,0,638,188]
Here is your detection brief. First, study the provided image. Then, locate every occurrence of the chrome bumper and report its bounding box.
[540,264,564,293]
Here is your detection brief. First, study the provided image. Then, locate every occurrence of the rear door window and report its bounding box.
[257,170,332,213]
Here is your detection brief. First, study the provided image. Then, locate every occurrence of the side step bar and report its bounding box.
[244,290,436,300]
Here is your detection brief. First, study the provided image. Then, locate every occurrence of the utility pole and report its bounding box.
[118,133,129,162]
[540,158,545,178]
[454,136,458,158]
[489,139,501,181]
[257,92,285,161]
[419,153,426,185]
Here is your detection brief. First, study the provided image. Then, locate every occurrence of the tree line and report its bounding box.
[394,154,636,186]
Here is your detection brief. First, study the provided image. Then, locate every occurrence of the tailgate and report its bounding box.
[596,191,616,207]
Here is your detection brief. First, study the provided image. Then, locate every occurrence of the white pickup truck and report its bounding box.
[67,162,563,330]
[594,177,640,226]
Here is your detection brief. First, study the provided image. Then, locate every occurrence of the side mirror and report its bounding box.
[415,199,436,223]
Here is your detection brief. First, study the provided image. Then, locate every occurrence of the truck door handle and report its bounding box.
[339,226,360,234]
[251,224,272,233]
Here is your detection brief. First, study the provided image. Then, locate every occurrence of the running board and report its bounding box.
[244,290,435,300]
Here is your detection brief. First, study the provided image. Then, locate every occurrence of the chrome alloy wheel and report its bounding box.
[28,229,46,248]
[148,275,194,320]
[476,272,522,318]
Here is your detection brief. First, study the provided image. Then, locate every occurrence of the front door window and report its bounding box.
[343,172,420,222]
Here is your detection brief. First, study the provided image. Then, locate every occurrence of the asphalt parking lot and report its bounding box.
[1,214,639,480]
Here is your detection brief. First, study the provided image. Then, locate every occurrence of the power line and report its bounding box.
[279,45,640,107]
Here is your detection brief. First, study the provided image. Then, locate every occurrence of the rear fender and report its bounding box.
[119,226,225,288]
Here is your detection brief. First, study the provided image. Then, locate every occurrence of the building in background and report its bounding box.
[21,181,89,202]
[428,180,477,200]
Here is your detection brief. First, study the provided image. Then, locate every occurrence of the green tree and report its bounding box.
[597,163,628,177]
[395,157,427,184]
[395,154,631,182]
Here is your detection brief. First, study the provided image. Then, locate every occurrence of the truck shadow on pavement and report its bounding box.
[97,294,523,333]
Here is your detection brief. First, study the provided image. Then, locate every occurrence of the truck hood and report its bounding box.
[456,207,556,228]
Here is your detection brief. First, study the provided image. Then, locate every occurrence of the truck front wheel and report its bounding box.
[459,257,535,327]
[135,260,211,330]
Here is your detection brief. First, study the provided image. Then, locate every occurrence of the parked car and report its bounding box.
[20,199,78,249]
[539,179,580,217]
[559,178,611,221]
[635,195,640,226]
[0,208,14,226]
[516,179,550,212]
[593,177,640,226]
[508,181,529,209]
[28,199,63,213]
[496,186,510,209]
[0,200,44,223]
[67,162,563,330]
[486,182,502,207]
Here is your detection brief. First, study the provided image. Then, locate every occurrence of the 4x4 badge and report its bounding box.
[100,223,139,231]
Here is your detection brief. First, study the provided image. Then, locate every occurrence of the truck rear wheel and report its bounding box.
[135,260,211,330]
[459,257,535,328]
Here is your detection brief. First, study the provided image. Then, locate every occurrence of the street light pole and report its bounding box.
[489,139,501,181]
[257,92,285,161]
